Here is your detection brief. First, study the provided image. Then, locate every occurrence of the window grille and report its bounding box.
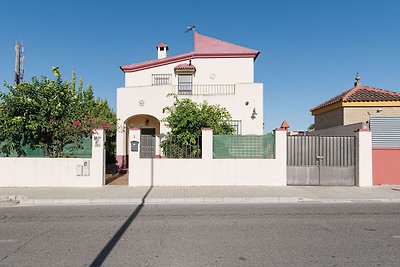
[152,74,171,85]
[227,120,242,135]
[177,74,193,94]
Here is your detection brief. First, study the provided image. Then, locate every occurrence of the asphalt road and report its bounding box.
[0,203,399,267]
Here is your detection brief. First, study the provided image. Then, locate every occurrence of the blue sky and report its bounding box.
[0,0,399,131]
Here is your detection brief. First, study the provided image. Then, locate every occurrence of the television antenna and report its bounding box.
[185,25,196,33]
[14,41,24,86]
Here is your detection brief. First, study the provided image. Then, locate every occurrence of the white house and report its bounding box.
[116,32,263,169]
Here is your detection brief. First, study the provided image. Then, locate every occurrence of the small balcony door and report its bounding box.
[178,74,193,94]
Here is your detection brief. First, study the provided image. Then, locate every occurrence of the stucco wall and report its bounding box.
[124,57,254,87]
[128,129,287,186]
[0,130,105,187]
[129,158,286,186]
[314,108,343,130]
[344,107,400,125]
[0,158,102,187]
[372,148,400,185]
[116,83,263,157]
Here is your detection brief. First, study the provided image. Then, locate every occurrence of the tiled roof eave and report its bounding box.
[120,52,259,73]
[311,99,400,114]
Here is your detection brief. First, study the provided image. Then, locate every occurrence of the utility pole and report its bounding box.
[14,42,24,86]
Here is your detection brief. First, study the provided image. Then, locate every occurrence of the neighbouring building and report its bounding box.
[310,74,400,130]
[116,32,264,169]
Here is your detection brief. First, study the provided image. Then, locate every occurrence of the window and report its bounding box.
[152,74,171,85]
[178,74,193,94]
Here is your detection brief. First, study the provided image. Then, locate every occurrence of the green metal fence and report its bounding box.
[213,134,275,159]
[62,137,92,158]
[0,137,92,158]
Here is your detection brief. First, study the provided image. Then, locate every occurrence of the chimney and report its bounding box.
[156,42,168,59]
[354,73,362,86]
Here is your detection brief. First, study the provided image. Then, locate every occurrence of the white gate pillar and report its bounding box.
[356,129,373,186]
[202,128,213,160]
[274,128,287,186]
[92,129,106,186]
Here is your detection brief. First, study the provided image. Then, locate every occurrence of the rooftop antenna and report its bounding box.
[185,25,196,33]
[14,41,24,86]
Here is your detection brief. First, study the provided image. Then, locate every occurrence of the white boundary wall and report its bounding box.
[129,128,287,186]
[0,130,105,187]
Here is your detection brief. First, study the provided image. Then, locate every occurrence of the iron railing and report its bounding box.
[226,120,242,135]
[172,84,235,95]
[160,135,202,158]
[152,74,172,86]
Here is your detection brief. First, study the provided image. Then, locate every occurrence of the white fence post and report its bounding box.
[129,128,149,186]
[356,129,373,186]
[92,129,105,186]
[274,128,287,186]
[202,128,213,160]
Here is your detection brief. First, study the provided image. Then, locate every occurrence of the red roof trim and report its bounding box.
[120,52,258,73]
[120,52,194,72]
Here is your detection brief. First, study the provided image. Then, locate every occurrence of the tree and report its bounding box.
[0,67,116,157]
[161,95,235,158]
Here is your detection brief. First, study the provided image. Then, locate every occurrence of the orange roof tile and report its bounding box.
[280,120,289,129]
[311,85,400,112]
[174,63,196,71]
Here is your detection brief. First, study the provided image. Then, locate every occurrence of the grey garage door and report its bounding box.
[287,136,356,185]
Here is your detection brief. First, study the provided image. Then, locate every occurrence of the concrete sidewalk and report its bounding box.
[1,185,400,206]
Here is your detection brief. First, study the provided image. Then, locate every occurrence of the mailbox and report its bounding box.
[130,140,139,152]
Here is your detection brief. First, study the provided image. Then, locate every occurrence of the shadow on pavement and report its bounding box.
[89,186,153,267]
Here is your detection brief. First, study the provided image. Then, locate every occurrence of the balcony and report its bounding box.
[172,84,235,95]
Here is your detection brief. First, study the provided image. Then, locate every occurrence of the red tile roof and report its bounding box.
[156,42,168,48]
[194,33,259,57]
[280,120,289,129]
[174,63,196,71]
[120,32,259,73]
[311,85,400,111]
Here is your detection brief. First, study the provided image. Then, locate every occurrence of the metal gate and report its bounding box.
[287,136,356,185]
[140,129,156,158]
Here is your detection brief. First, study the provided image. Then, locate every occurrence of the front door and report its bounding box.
[140,128,156,158]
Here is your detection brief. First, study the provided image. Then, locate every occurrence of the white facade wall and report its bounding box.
[124,58,254,87]
[116,83,263,156]
[0,130,105,187]
[128,129,286,186]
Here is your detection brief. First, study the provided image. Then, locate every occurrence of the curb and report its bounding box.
[15,197,400,206]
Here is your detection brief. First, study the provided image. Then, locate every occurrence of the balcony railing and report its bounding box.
[152,74,172,86]
[172,84,235,95]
